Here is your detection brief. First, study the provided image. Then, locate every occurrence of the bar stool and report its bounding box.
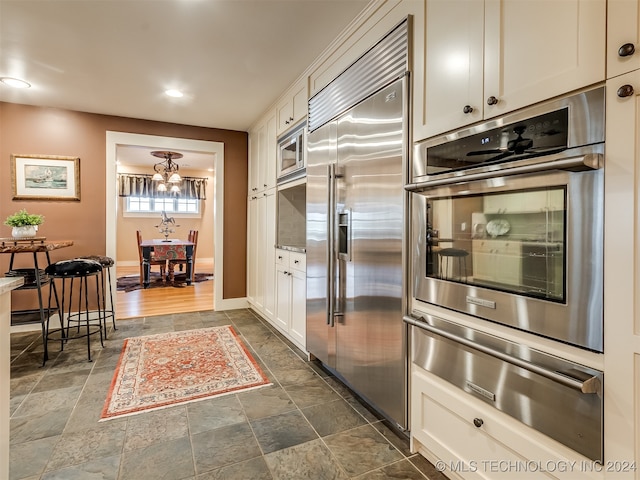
[45,259,104,362]
[78,255,117,338]
[437,248,469,281]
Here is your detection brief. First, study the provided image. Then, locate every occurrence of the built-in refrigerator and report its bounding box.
[306,76,408,430]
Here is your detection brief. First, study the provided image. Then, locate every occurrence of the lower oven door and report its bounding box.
[405,314,603,462]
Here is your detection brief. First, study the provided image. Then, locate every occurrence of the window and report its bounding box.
[126,196,200,214]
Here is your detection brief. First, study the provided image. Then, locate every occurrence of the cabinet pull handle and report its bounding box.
[618,43,636,57]
[486,96,499,106]
[617,84,635,98]
[294,260,299,264]
[463,105,474,114]
[473,418,484,428]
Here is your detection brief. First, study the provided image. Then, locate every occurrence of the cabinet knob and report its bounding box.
[486,96,499,106]
[278,256,283,260]
[289,116,294,121]
[473,417,484,428]
[618,43,636,57]
[283,270,289,275]
[463,105,474,114]
[285,120,290,125]
[617,84,635,98]
[294,260,299,264]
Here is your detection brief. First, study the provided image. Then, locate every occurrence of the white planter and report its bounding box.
[11,225,38,238]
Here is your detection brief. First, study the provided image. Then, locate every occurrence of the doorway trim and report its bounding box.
[106,131,234,311]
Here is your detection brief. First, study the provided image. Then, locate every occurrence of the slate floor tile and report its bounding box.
[264,439,349,480]
[119,436,194,480]
[250,410,318,454]
[191,421,262,474]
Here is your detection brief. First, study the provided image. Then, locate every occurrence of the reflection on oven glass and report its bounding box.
[426,186,566,302]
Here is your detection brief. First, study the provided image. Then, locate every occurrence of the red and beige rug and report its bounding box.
[101,326,271,420]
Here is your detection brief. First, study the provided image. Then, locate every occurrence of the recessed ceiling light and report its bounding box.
[165,89,184,98]
[0,77,31,89]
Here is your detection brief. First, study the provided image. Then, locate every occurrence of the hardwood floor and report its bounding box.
[115,260,215,319]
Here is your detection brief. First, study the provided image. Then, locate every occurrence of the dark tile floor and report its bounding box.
[9,308,447,480]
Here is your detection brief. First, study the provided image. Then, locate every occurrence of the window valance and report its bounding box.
[118,174,207,199]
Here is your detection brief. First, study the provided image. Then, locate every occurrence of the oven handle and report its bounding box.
[405,153,603,192]
[403,315,602,395]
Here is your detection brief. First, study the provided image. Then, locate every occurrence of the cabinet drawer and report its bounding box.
[275,249,290,267]
[289,252,306,272]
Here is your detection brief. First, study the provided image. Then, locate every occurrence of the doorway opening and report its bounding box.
[105,132,225,318]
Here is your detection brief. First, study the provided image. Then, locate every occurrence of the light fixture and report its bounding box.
[0,77,31,89]
[165,89,184,98]
[150,150,183,194]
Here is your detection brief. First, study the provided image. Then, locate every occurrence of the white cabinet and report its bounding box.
[607,0,640,78]
[276,77,308,136]
[275,249,306,351]
[471,239,521,285]
[247,190,276,320]
[416,0,606,139]
[603,69,640,475]
[411,365,602,480]
[248,110,277,194]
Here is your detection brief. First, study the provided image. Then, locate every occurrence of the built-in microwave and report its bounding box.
[277,122,306,183]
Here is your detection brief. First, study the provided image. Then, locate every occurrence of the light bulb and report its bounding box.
[170,185,181,193]
[168,173,182,183]
[152,173,164,182]
[157,183,167,192]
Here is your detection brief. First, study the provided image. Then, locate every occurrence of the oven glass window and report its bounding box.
[425,186,566,302]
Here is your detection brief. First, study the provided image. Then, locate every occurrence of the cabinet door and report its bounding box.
[263,191,277,319]
[254,195,267,310]
[604,70,640,468]
[289,267,306,348]
[275,264,291,332]
[484,0,605,118]
[264,114,277,191]
[248,130,260,194]
[607,0,640,78]
[247,196,259,304]
[418,0,484,139]
[291,80,308,126]
[276,99,293,137]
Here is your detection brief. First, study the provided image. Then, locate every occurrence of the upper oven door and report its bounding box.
[411,166,603,352]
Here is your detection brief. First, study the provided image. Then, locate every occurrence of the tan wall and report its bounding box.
[0,102,248,309]
[116,165,215,264]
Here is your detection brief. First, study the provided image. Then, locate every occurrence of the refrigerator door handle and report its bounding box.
[327,163,336,327]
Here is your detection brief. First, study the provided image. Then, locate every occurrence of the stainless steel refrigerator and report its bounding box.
[306,77,408,430]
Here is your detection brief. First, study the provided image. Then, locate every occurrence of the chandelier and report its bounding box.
[150,150,182,193]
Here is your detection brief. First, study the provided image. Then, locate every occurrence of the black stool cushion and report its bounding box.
[79,255,114,267]
[45,259,102,277]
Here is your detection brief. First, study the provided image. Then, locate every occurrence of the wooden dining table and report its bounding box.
[139,239,195,288]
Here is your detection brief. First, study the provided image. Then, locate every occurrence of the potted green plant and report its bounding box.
[4,209,44,238]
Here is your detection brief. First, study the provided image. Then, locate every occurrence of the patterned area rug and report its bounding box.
[101,326,271,420]
[116,272,213,292]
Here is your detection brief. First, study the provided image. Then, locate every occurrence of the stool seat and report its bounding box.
[437,248,469,281]
[45,259,102,277]
[79,255,114,268]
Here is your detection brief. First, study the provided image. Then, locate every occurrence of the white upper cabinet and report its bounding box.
[276,77,308,136]
[607,0,640,78]
[416,0,606,140]
[248,110,277,194]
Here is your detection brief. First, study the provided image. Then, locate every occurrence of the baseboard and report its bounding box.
[215,297,248,311]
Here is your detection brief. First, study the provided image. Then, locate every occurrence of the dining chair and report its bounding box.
[168,230,198,282]
[136,230,167,285]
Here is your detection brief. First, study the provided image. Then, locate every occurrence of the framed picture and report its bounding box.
[11,154,80,201]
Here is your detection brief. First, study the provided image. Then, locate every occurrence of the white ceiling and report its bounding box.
[0,0,370,138]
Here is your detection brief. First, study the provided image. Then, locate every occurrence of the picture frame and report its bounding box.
[10,154,80,201]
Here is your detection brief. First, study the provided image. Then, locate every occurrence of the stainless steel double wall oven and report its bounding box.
[407,86,605,462]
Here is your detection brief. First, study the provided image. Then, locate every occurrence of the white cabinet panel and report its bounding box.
[607,0,640,78]
[416,0,605,140]
[277,78,308,136]
[273,248,307,351]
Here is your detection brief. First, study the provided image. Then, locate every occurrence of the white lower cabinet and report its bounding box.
[274,249,306,351]
[247,190,276,320]
[411,365,603,480]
